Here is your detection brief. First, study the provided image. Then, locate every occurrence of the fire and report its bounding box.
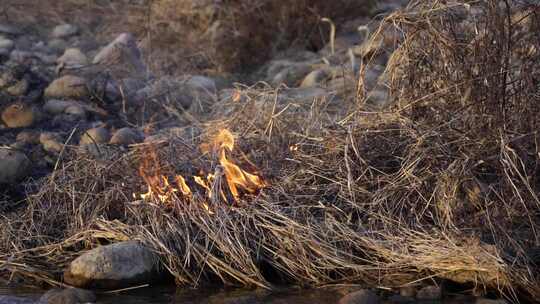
[137,129,265,209]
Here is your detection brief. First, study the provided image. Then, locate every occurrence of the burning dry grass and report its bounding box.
[1,0,540,301]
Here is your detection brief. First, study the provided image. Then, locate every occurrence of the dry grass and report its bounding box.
[1,0,539,302]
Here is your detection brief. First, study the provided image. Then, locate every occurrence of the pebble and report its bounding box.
[52,24,79,39]
[300,69,330,88]
[0,38,14,51]
[57,48,88,69]
[40,132,64,154]
[109,127,144,145]
[0,148,31,184]
[80,127,110,145]
[43,99,77,115]
[1,102,38,128]
[48,38,68,53]
[44,75,88,99]
[5,78,29,96]
[92,33,146,74]
[0,23,22,36]
[39,287,96,304]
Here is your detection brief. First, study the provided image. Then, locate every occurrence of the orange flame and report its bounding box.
[137,129,265,208]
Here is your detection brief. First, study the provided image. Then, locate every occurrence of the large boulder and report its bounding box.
[0,148,31,184]
[64,241,161,289]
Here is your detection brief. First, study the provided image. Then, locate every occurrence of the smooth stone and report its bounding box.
[0,38,14,51]
[64,105,86,119]
[64,241,160,289]
[92,33,146,74]
[44,75,88,99]
[80,127,110,145]
[416,285,442,300]
[0,24,22,36]
[52,24,79,39]
[0,295,34,304]
[5,78,29,96]
[43,99,77,115]
[109,127,143,145]
[1,103,38,128]
[338,289,380,304]
[40,132,64,154]
[0,148,31,184]
[48,39,68,53]
[9,50,34,63]
[39,287,96,304]
[57,48,88,69]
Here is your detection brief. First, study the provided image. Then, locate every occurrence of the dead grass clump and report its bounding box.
[1,1,539,302]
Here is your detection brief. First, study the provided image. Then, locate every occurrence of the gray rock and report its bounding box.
[109,127,143,145]
[34,52,58,65]
[9,50,34,63]
[0,38,14,51]
[17,130,41,145]
[92,33,147,75]
[80,127,110,145]
[0,148,31,184]
[134,77,192,109]
[0,295,35,304]
[40,132,64,154]
[48,39,68,54]
[52,24,79,39]
[43,100,77,115]
[64,105,86,120]
[0,24,22,36]
[39,287,95,304]
[338,289,380,304]
[44,75,88,99]
[416,285,441,300]
[63,241,160,289]
[57,48,88,70]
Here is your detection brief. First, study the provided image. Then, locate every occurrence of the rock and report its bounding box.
[338,289,380,304]
[80,127,110,145]
[57,48,88,70]
[64,105,86,120]
[40,132,64,154]
[300,69,330,88]
[5,78,29,96]
[44,75,88,99]
[387,295,413,304]
[186,75,216,93]
[0,148,31,184]
[416,285,441,300]
[39,287,96,304]
[63,241,160,289]
[92,33,147,75]
[109,127,143,145]
[52,24,79,39]
[271,64,313,87]
[17,130,41,145]
[0,295,35,304]
[1,103,38,128]
[366,89,390,109]
[43,99,76,115]
[475,299,508,304]
[0,38,14,51]
[0,24,22,36]
[34,52,57,65]
[48,39,68,53]
[134,77,192,109]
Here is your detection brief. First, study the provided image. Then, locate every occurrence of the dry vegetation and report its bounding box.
[1,0,539,302]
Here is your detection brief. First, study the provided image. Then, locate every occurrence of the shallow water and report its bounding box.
[0,285,480,304]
